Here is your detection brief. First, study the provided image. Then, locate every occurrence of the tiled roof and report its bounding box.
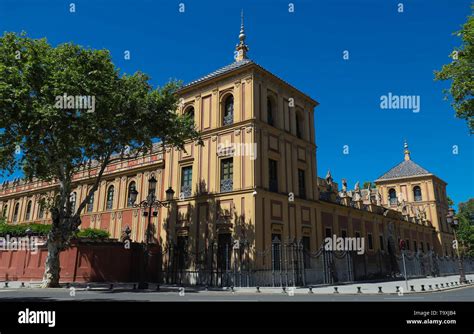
[179,58,317,105]
[376,160,431,181]
[182,59,253,89]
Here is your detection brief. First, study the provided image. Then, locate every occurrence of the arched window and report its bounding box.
[87,191,94,213]
[413,186,422,202]
[388,188,397,206]
[267,97,275,126]
[25,200,32,221]
[127,181,137,207]
[223,95,234,126]
[2,204,7,218]
[185,107,195,125]
[38,203,45,219]
[106,185,114,210]
[13,202,19,223]
[70,192,77,214]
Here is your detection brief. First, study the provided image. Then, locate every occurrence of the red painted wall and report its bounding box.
[0,241,162,283]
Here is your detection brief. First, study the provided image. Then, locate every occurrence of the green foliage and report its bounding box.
[447,196,454,207]
[76,228,110,240]
[0,222,51,237]
[0,31,200,222]
[456,199,474,257]
[434,9,474,133]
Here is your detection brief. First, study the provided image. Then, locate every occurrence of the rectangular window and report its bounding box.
[181,166,193,198]
[87,193,94,213]
[368,233,373,250]
[268,159,278,192]
[420,242,424,252]
[298,169,306,199]
[379,235,385,251]
[302,236,311,269]
[427,243,430,252]
[413,241,417,252]
[220,158,233,192]
[325,228,332,238]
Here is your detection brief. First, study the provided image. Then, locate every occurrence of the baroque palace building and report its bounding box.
[0,19,454,281]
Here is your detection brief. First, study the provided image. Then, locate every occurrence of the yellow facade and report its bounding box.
[0,22,452,274]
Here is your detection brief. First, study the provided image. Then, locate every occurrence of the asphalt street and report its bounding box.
[0,285,473,302]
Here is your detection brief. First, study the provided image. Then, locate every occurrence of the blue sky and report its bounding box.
[0,0,472,205]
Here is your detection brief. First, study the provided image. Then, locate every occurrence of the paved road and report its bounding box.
[0,285,473,302]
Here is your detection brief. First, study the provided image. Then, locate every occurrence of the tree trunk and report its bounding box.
[41,239,63,288]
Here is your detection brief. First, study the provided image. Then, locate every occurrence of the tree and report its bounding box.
[434,9,474,133]
[456,199,474,257]
[0,32,200,287]
[447,196,454,207]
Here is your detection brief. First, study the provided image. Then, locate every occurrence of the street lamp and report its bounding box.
[131,174,174,289]
[446,208,467,284]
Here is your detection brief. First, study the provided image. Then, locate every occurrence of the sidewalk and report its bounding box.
[1,274,473,295]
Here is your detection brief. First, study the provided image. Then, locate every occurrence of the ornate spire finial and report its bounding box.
[235,9,249,62]
[404,140,411,161]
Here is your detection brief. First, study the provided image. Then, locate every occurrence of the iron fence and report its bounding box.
[162,239,474,287]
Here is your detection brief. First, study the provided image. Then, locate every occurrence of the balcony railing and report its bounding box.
[220,178,233,193]
[414,195,422,202]
[389,198,397,206]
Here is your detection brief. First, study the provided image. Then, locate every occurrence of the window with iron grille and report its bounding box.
[298,169,306,199]
[13,203,19,223]
[127,182,136,207]
[220,158,233,192]
[413,186,422,202]
[379,235,384,251]
[25,201,32,221]
[389,188,397,206]
[268,159,278,192]
[87,192,94,212]
[181,166,192,198]
[106,186,114,210]
[223,95,234,126]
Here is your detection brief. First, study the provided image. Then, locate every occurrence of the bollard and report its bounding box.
[421,285,425,291]
[396,286,400,293]
[256,286,261,293]
[455,282,458,286]
[308,287,313,294]
[205,285,209,291]
[156,284,160,291]
[282,287,287,294]
[4,282,8,288]
[86,284,91,291]
[440,283,444,288]
[435,284,439,290]
[357,286,362,294]
[21,282,25,288]
[133,284,137,290]
[451,282,454,286]
[109,284,114,290]
[428,285,433,290]
[333,287,339,294]
[378,286,383,294]
[230,286,235,293]
[410,285,415,292]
